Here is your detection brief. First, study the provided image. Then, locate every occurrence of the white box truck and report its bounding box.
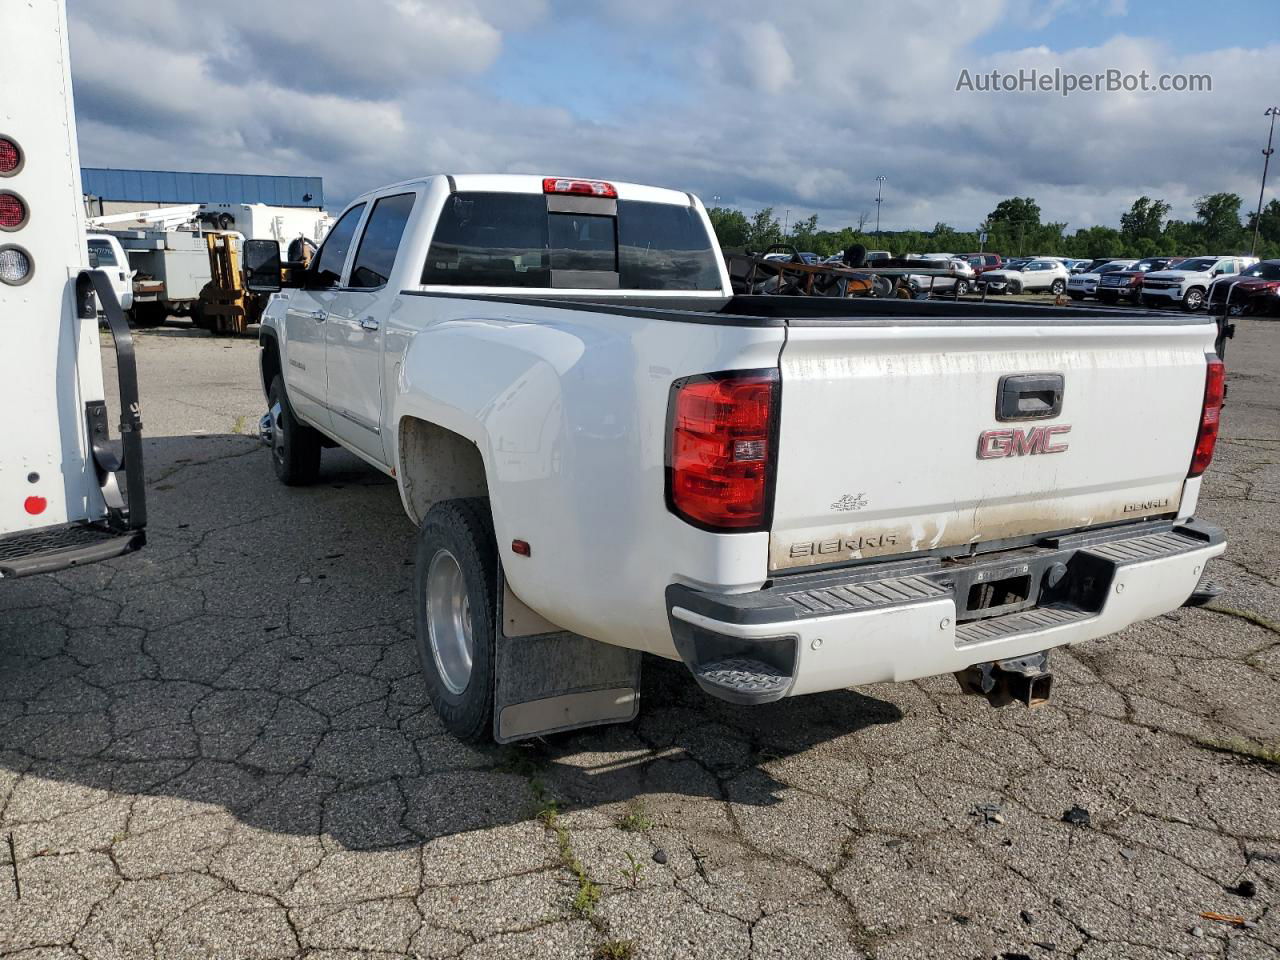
[0,0,146,579]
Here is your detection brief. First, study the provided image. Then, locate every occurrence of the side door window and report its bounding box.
[348,193,416,289]
[311,203,366,287]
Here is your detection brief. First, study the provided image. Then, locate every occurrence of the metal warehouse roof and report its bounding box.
[81,168,323,208]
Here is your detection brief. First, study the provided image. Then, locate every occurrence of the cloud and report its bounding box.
[65,0,1280,236]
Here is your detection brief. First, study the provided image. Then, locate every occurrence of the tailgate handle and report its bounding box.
[997,374,1063,421]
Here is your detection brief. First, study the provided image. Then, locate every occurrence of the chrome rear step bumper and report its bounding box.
[667,518,1225,704]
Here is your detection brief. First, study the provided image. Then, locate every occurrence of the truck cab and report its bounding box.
[86,232,134,310]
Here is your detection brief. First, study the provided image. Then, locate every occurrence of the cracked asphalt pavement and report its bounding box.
[1,318,1278,960]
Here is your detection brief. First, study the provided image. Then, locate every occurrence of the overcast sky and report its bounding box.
[68,0,1280,233]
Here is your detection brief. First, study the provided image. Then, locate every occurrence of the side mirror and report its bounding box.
[244,239,282,293]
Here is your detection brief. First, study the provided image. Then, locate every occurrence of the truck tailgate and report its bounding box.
[771,319,1215,572]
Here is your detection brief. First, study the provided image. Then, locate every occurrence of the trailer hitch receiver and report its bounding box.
[955,651,1053,708]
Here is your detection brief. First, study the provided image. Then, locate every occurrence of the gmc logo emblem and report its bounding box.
[977,425,1071,459]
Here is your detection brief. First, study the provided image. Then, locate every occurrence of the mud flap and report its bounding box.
[493,573,641,743]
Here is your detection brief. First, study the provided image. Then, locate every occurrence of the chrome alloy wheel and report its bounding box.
[426,548,473,695]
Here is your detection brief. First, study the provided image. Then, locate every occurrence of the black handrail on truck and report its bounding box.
[76,269,147,531]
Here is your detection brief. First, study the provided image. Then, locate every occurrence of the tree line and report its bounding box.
[707,194,1280,261]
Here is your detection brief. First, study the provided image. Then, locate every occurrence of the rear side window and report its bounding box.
[87,239,117,267]
[313,202,366,285]
[421,193,720,290]
[617,201,721,290]
[350,193,415,289]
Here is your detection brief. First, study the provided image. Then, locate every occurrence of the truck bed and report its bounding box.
[405,290,1203,326]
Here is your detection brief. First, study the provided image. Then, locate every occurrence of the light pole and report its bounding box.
[1252,107,1279,257]
[875,176,886,237]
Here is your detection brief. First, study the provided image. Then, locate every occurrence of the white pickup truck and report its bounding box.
[1140,255,1258,311]
[245,174,1227,743]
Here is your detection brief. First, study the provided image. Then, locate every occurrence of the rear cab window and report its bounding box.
[421,192,722,291]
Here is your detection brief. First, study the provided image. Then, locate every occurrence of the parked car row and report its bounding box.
[777,246,1275,313]
[1096,257,1185,304]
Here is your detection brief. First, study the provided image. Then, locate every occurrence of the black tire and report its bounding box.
[414,498,498,743]
[266,375,322,485]
[1050,279,1066,295]
[131,302,167,328]
[1183,287,1205,311]
[954,279,971,296]
[190,300,217,332]
[1009,281,1023,295]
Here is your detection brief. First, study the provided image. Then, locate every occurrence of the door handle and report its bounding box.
[996,374,1064,421]
[309,309,327,322]
[359,317,379,331]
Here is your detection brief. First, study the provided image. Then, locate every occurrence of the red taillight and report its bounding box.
[1188,357,1225,477]
[0,137,20,176]
[542,177,617,199]
[668,371,778,531]
[0,191,27,230]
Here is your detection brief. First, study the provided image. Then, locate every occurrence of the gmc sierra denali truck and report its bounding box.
[245,174,1227,743]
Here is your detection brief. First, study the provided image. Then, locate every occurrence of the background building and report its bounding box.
[82,168,324,218]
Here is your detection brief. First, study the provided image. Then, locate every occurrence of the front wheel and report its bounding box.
[1182,287,1205,311]
[1050,279,1066,295]
[414,498,498,743]
[1008,281,1023,295]
[266,375,322,485]
[954,279,971,296]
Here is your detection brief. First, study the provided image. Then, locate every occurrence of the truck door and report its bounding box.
[324,193,415,463]
[86,236,132,309]
[284,202,365,430]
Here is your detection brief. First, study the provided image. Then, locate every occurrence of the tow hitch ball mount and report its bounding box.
[955,651,1053,708]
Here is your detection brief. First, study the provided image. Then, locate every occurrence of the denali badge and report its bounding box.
[977,424,1071,459]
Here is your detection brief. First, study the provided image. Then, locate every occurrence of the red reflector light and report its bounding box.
[0,192,27,229]
[542,177,617,199]
[668,371,778,531]
[1188,357,1225,477]
[0,138,20,176]
[511,539,532,557]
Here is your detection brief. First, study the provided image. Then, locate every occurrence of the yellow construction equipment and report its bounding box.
[194,233,257,335]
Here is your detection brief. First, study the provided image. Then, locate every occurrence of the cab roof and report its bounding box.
[356,174,698,208]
